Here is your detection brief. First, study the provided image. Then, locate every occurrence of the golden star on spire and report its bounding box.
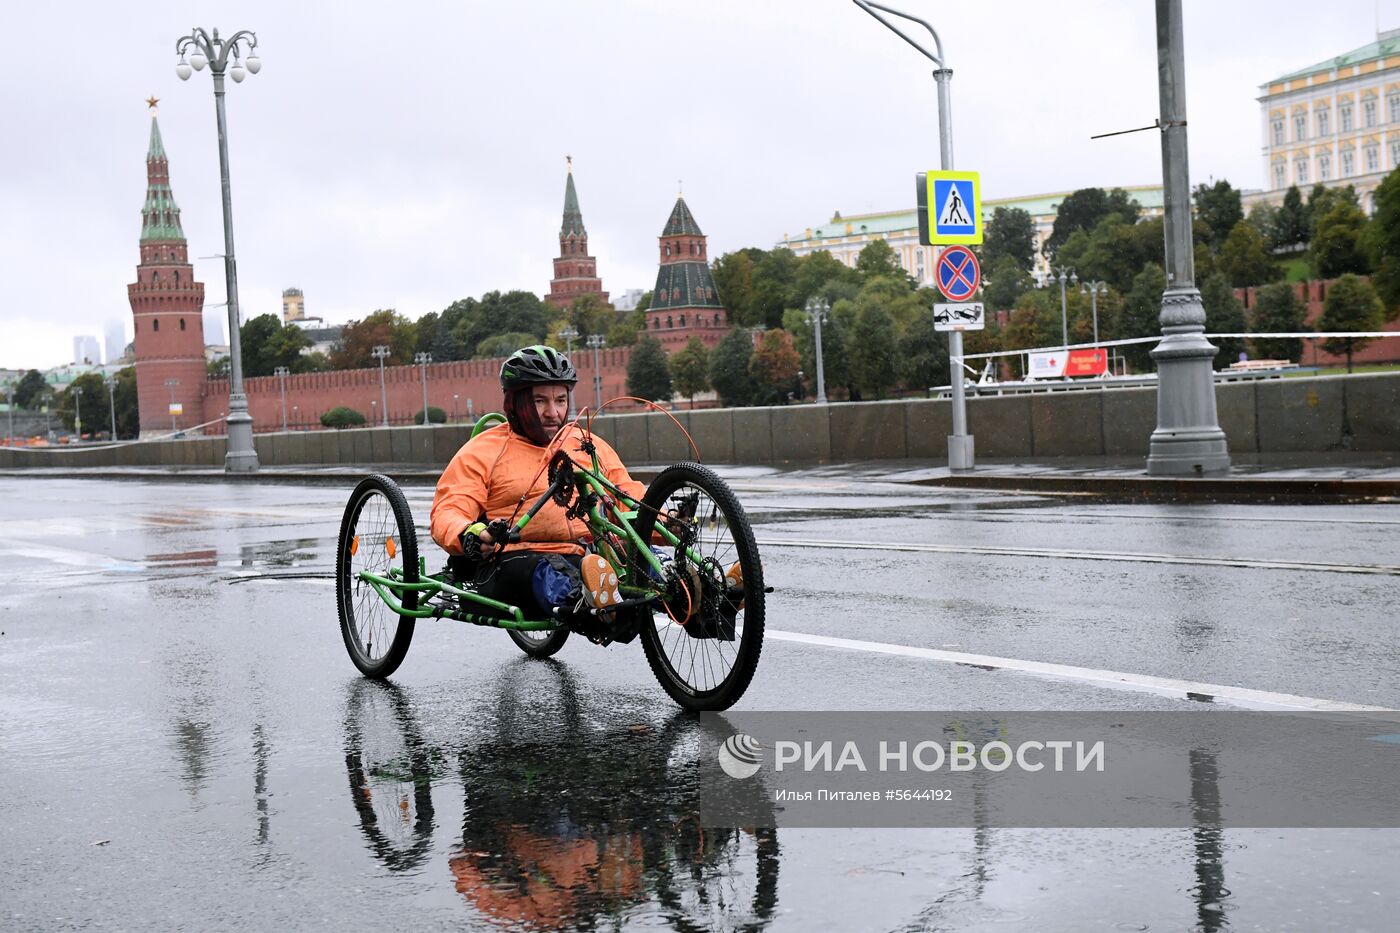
[146,96,159,112]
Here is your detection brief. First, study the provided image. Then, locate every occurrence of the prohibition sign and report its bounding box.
[935,246,981,301]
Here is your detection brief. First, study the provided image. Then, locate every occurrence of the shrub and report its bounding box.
[414,406,447,425]
[320,406,367,429]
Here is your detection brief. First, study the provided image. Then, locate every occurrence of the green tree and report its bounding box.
[568,293,616,339]
[1311,199,1371,279]
[983,207,1037,273]
[321,406,366,429]
[748,329,801,405]
[855,239,903,281]
[476,331,540,359]
[12,369,47,409]
[1274,185,1308,248]
[793,250,859,305]
[1118,263,1168,372]
[444,290,553,360]
[414,311,440,356]
[1046,188,1120,260]
[1001,288,1062,353]
[56,372,109,435]
[983,255,1033,312]
[606,308,647,347]
[626,335,672,401]
[1192,179,1244,254]
[897,317,950,392]
[1250,282,1307,362]
[751,248,800,329]
[1199,272,1248,365]
[1363,166,1400,313]
[710,249,762,327]
[783,304,851,401]
[414,406,447,425]
[669,337,711,407]
[1319,274,1384,372]
[329,309,418,368]
[239,313,316,377]
[708,328,757,407]
[848,305,899,399]
[112,366,139,439]
[1217,220,1279,287]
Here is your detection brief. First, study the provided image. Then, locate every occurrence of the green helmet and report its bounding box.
[499,345,578,392]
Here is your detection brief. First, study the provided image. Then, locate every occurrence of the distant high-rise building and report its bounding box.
[104,321,127,364]
[282,287,305,322]
[73,336,100,365]
[613,289,646,311]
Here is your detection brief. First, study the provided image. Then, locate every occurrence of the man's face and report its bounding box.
[531,384,570,435]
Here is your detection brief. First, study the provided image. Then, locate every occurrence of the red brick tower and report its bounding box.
[646,195,730,352]
[546,158,609,308]
[127,108,207,437]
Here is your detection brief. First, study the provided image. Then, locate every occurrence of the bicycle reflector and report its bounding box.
[386,537,397,559]
[350,535,359,556]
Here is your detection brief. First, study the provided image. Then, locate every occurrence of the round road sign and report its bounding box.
[935,246,981,301]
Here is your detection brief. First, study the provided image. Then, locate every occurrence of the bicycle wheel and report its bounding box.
[507,626,570,658]
[337,474,418,678]
[634,462,764,712]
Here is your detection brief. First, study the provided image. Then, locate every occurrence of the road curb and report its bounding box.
[912,473,1400,503]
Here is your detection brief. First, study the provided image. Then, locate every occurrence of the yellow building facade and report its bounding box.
[1252,27,1400,212]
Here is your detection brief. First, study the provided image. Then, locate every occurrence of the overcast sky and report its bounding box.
[5,0,1399,369]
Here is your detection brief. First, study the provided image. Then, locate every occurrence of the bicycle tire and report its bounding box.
[634,462,764,712]
[507,626,570,658]
[337,473,418,678]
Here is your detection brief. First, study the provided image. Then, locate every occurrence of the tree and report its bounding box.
[792,250,859,307]
[1250,282,1307,362]
[321,406,366,429]
[1045,188,1112,260]
[669,337,710,407]
[749,329,801,405]
[1118,263,1168,372]
[710,249,762,327]
[413,311,440,356]
[1319,274,1384,372]
[751,248,800,329]
[855,239,903,281]
[848,305,899,399]
[329,309,417,368]
[239,313,315,377]
[12,369,47,409]
[476,331,540,359]
[1217,220,1279,287]
[626,335,672,402]
[606,308,647,347]
[1192,179,1243,254]
[983,255,1034,312]
[1363,165,1400,314]
[983,207,1037,273]
[56,372,109,435]
[897,317,950,393]
[1199,273,1248,365]
[568,294,615,339]
[112,366,139,439]
[1274,185,1308,248]
[1311,199,1371,279]
[708,328,757,407]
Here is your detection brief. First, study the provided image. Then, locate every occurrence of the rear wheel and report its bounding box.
[507,627,570,658]
[634,462,765,712]
[337,474,418,678]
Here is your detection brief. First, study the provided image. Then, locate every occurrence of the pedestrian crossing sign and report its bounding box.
[916,170,982,245]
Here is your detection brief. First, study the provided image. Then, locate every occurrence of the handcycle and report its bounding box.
[335,411,767,712]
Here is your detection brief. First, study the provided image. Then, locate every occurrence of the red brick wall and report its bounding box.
[200,348,641,433]
[1234,278,1400,366]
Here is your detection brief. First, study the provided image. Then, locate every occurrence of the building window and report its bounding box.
[1390,94,1400,124]
[714,313,721,325]
[1296,157,1309,184]
[1319,153,1331,180]
[1340,102,1353,131]
[1342,149,1355,176]
[1365,144,1379,173]
[1391,140,1400,168]
[665,245,671,256]
[153,319,159,332]
[1294,113,1307,140]
[1273,162,1286,188]
[666,316,673,328]
[679,314,687,327]
[672,288,680,301]
[1271,118,1284,146]
[1317,107,1330,136]
[1363,98,1377,128]
[179,318,186,330]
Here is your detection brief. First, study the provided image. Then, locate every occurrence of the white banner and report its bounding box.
[1026,350,1067,379]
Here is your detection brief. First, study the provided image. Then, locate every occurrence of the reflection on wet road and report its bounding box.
[1,473,1398,931]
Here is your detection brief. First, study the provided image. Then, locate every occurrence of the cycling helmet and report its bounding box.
[499,345,578,391]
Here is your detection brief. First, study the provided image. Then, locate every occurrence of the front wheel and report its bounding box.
[337,474,419,678]
[507,627,570,658]
[634,462,765,712]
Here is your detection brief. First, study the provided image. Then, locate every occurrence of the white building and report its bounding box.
[72,336,100,366]
[104,321,128,365]
[613,288,646,311]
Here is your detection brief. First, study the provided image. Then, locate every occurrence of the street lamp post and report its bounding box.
[1045,267,1077,349]
[414,352,432,425]
[165,378,180,433]
[176,26,263,472]
[559,325,579,353]
[586,334,606,412]
[1081,281,1107,347]
[105,375,117,440]
[73,387,83,439]
[273,365,289,431]
[452,394,459,423]
[5,386,14,441]
[1147,0,1230,475]
[855,0,972,470]
[804,297,830,404]
[372,345,390,427]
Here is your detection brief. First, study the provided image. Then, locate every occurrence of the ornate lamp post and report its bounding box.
[558,325,579,353]
[1042,267,1077,349]
[72,386,83,439]
[165,378,180,433]
[273,365,289,431]
[1081,280,1108,347]
[176,26,263,472]
[105,374,117,439]
[803,297,830,404]
[414,352,432,425]
[585,334,606,412]
[372,344,390,426]
[452,393,459,423]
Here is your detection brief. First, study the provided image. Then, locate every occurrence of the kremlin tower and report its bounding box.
[646,195,729,351]
[546,159,609,308]
[127,103,207,437]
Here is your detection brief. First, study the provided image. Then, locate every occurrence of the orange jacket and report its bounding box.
[430,423,646,556]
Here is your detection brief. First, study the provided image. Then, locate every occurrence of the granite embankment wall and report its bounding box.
[3,373,1396,469]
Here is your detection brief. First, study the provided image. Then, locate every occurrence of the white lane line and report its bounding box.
[766,629,1392,712]
[757,537,1400,576]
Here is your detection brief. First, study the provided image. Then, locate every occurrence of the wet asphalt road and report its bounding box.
[2,470,1399,932]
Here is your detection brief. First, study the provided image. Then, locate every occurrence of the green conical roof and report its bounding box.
[561,170,586,238]
[141,116,184,243]
[662,197,702,237]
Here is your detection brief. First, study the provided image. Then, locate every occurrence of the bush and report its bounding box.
[320,406,367,429]
[414,406,447,425]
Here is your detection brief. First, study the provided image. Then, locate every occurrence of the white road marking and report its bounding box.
[766,629,1392,712]
[757,537,1400,576]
